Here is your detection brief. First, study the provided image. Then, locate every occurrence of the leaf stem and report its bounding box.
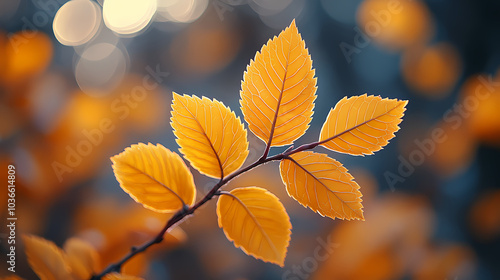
[90,140,316,279]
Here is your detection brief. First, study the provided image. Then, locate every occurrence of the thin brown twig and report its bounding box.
[90,139,324,280]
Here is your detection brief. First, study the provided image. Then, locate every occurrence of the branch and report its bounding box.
[90,139,325,279]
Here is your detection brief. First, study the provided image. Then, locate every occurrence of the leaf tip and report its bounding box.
[400,99,409,109]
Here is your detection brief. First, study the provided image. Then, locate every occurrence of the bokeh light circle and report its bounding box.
[103,0,157,35]
[3,31,53,83]
[259,0,304,29]
[357,0,433,51]
[53,0,102,46]
[402,43,462,97]
[75,42,128,96]
[250,0,292,16]
[156,0,208,23]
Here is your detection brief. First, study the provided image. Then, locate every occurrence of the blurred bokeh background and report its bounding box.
[1,0,499,279]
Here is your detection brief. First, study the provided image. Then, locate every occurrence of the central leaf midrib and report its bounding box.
[286,156,360,217]
[228,194,280,259]
[121,161,185,206]
[321,102,405,146]
[267,29,294,146]
[178,98,224,178]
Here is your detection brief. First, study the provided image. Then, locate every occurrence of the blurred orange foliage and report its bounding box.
[461,72,500,146]
[413,245,476,280]
[2,31,53,86]
[73,199,186,277]
[169,15,241,78]
[357,0,433,51]
[469,190,500,241]
[402,43,462,97]
[428,121,477,177]
[313,194,433,280]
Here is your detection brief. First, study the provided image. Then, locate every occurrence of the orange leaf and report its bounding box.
[63,238,100,280]
[23,235,73,280]
[319,94,407,156]
[23,235,101,280]
[111,143,196,212]
[216,187,291,266]
[280,151,364,220]
[240,19,317,146]
[103,273,144,280]
[171,93,249,179]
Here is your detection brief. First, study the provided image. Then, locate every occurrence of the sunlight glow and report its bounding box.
[103,0,157,35]
[156,0,208,23]
[53,0,102,46]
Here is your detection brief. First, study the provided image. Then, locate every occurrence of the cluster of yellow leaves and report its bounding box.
[22,235,142,280]
[106,20,407,268]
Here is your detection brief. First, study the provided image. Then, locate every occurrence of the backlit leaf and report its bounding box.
[319,94,407,156]
[216,187,291,266]
[240,19,317,147]
[280,151,364,220]
[171,93,249,179]
[23,235,73,280]
[111,143,196,213]
[23,235,101,280]
[103,273,144,280]
[63,238,100,280]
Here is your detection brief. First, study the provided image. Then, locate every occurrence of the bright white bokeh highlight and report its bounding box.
[53,0,102,46]
[156,0,208,23]
[103,0,157,35]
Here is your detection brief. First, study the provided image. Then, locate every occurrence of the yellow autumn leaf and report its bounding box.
[63,238,100,280]
[216,187,291,266]
[103,273,144,280]
[23,235,101,280]
[319,94,408,156]
[171,93,249,179]
[111,143,196,213]
[23,235,74,280]
[240,19,317,147]
[280,151,364,220]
